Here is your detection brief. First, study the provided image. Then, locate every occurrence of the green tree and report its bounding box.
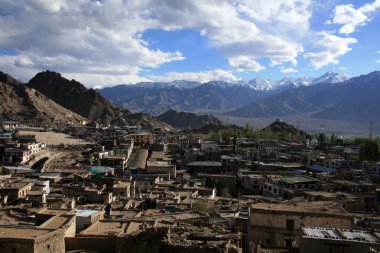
[359,139,380,161]
[88,153,94,166]
[303,154,310,168]
[330,133,337,144]
[233,131,238,155]
[220,187,232,198]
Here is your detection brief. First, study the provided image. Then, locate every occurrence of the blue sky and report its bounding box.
[0,0,379,87]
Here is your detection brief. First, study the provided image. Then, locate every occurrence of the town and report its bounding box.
[0,118,379,253]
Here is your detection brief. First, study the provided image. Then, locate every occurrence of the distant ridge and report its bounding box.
[158,110,224,129]
[98,72,350,115]
[226,71,380,122]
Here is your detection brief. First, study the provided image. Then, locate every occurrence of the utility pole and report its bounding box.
[369,120,374,139]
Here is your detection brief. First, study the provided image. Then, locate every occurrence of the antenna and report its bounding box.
[320,124,324,134]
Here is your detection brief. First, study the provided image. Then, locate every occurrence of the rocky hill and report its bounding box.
[27,71,169,129]
[27,71,132,125]
[158,110,223,129]
[262,120,311,139]
[0,71,85,126]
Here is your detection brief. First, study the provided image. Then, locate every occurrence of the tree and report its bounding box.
[220,187,232,198]
[303,154,310,168]
[359,139,380,161]
[88,153,94,166]
[233,131,238,155]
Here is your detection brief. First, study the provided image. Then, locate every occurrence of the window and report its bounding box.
[285,239,293,247]
[286,219,294,230]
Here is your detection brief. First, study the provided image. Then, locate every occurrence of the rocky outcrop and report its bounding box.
[262,120,311,139]
[27,70,132,124]
[0,71,85,126]
[158,110,223,130]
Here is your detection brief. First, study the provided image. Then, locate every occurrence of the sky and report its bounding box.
[0,0,379,88]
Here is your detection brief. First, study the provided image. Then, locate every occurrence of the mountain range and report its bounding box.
[98,71,380,123]
[98,72,351,115]
[2,69,379,130]
[227,71,380,122]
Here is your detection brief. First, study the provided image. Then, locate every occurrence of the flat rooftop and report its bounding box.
[187,161,222,167]
[281,175,318,184]
[303,227,380,243]
[0,226,55,239]
[75,209,100,217]
[38,208,72,216]
[39,216,73,229]
[81,221,127,236]
[251,201,351,217]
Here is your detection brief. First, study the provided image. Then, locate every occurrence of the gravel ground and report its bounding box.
[18,130,93,145]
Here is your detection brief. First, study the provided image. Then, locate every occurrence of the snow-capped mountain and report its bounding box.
[98,71,352,115]
[312,72,350,84]
[135,80,202,90]
[119,72,350,91]
[246,78,277,91]
[226,71,380,122]
[202,72,350,91]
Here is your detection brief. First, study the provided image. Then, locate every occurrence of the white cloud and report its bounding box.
[64,73,151,88]
[304,31,357,69]
[235,0,312,36]
[0,0,372,85]
[279,67,298,73]
[228,56,265,72]
[328,0,380,34]
[0,55,39,82]
[0,0,185,86]
[377,60,380,63]
[0,0,316,85]
[149,69,240,83]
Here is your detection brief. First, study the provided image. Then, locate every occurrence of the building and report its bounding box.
[146,160,176,179]
[0,225,65,253]
[248,201,353,249]
[113,181,132,198]
[262,175,318,198]
[300,227,380,253]
[0,181,33,202]
[186,161,222,174]
[75,209,104,233]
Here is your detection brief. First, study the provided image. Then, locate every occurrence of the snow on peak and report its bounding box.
[247,78,277,91]
[136,80,201,89]
[133,72,350,91]
[312,72,350,85]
